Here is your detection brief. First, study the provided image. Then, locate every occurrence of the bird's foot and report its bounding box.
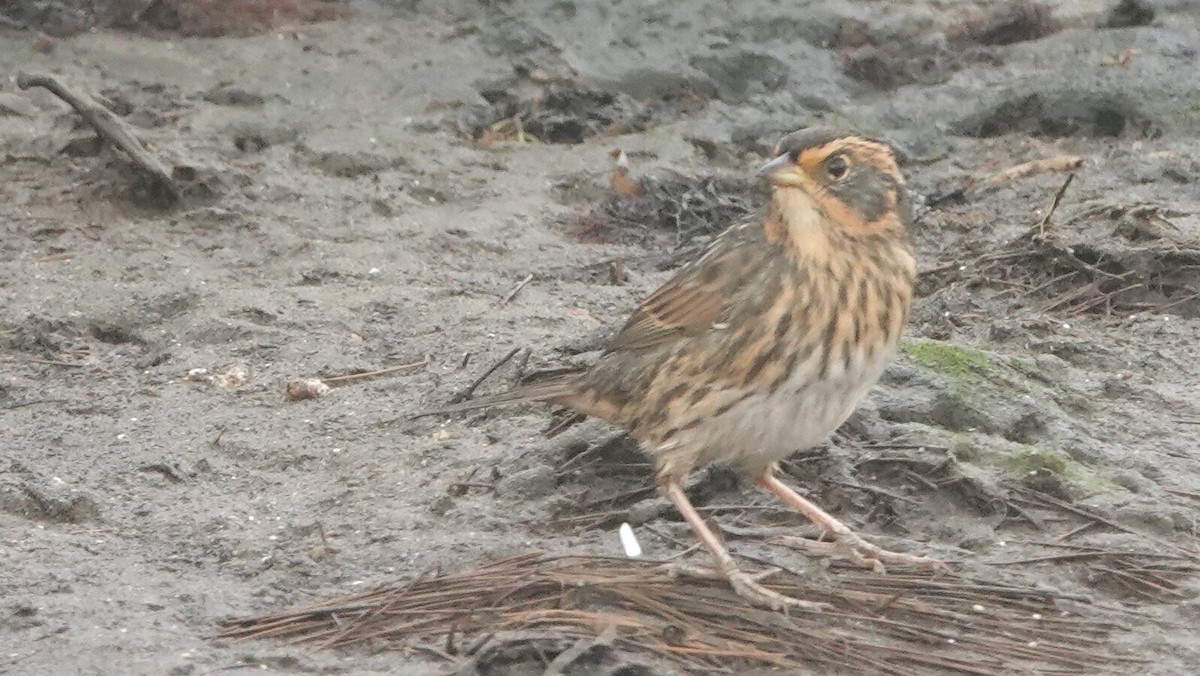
[663,561,780,583]
[777,534,948,574]
[662,562,830,612]
[726,566,831,612]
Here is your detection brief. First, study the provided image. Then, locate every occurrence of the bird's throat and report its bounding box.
[766,186,840,263]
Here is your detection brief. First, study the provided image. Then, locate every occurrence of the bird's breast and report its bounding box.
[647,259,910,478]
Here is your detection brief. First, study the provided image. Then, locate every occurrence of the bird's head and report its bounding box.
[757,128,911,241]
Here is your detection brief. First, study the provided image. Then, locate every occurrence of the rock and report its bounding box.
[495,464,558,500]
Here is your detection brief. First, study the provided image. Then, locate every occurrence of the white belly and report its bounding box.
[663,348,893,476]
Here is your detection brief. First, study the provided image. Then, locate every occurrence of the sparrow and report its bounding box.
[417,127,943,610]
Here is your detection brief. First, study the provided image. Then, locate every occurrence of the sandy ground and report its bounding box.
[4,0,1200,673]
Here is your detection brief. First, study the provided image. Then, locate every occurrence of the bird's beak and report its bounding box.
[757,153,801,186]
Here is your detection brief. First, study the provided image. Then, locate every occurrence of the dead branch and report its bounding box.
[1037,171,1076,237]
[17,72,180,204]
[972,156,1084,196]
[500,273,535,307]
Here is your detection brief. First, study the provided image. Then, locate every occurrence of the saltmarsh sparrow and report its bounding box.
[419,127,944,610]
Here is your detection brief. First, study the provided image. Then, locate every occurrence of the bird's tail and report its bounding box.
[409,376,580,419]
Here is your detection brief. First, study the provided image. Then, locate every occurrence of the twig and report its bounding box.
[542,625,617,676]
[902,469,939,491]
[4,398,71,410]
[974,156,1084,195]
[860,443,950,452]
[446,481,496,493]
[320,358,429,384]
[1014,487,1199,560]
[22,357,85,368]
[499,273,535,307]
[544,411,586,438]
[1002,499,1045,530]
[1050,520,1099,544]
[830,479,917,504]
[17,72,180,204]
[33,252,75,263]
[1038,172,1075,238]
[1164,487,1200,501]
[1145,291,1200,315]
[448,347,521,404]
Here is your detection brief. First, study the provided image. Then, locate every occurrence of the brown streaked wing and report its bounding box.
[602,219,770,353]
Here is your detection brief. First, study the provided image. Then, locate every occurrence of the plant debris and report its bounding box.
[218,552,1138,675]
[919,175,1200,319]
[563,170,761,268]
[459,69,661,146]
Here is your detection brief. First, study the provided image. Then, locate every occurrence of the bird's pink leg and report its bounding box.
[659,477,828,611]
[757,473,946,572]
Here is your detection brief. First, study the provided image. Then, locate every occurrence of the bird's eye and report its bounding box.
[826,155,850,180]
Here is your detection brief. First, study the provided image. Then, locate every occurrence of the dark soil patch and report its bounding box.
[955,91,1159,138]
[1103,0,1156,29]
[949,1,1061,47]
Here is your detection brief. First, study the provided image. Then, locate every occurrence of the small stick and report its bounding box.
[542,625,618,676]
[1050,520,1098,544]
[447,347,520,404]
[446,481,496,492]
[1038,172,1075,238]
[321,358,429,384]
[23,357,85,368]
[975,156,1084,193]
[1003,500,1045,530]
[4,398,71,410]
[499,273,534,307]
[1016,487,1199,559]
[17,72,180,203]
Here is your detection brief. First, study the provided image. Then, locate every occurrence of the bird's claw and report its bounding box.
[725,567,831,612]
[777,534,947,574]
[662,562,829,611]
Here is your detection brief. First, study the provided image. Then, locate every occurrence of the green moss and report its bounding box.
[900,339,1057,399]
[955,434,1115,496]
[998,445,1071,476]
[896,340,1110,493]
[949,438,981,462]
[901,340,996,382]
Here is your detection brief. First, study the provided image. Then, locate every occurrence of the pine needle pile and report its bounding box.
[218,552,1139,675]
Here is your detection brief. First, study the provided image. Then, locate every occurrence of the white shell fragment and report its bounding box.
[618,522,642,558]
